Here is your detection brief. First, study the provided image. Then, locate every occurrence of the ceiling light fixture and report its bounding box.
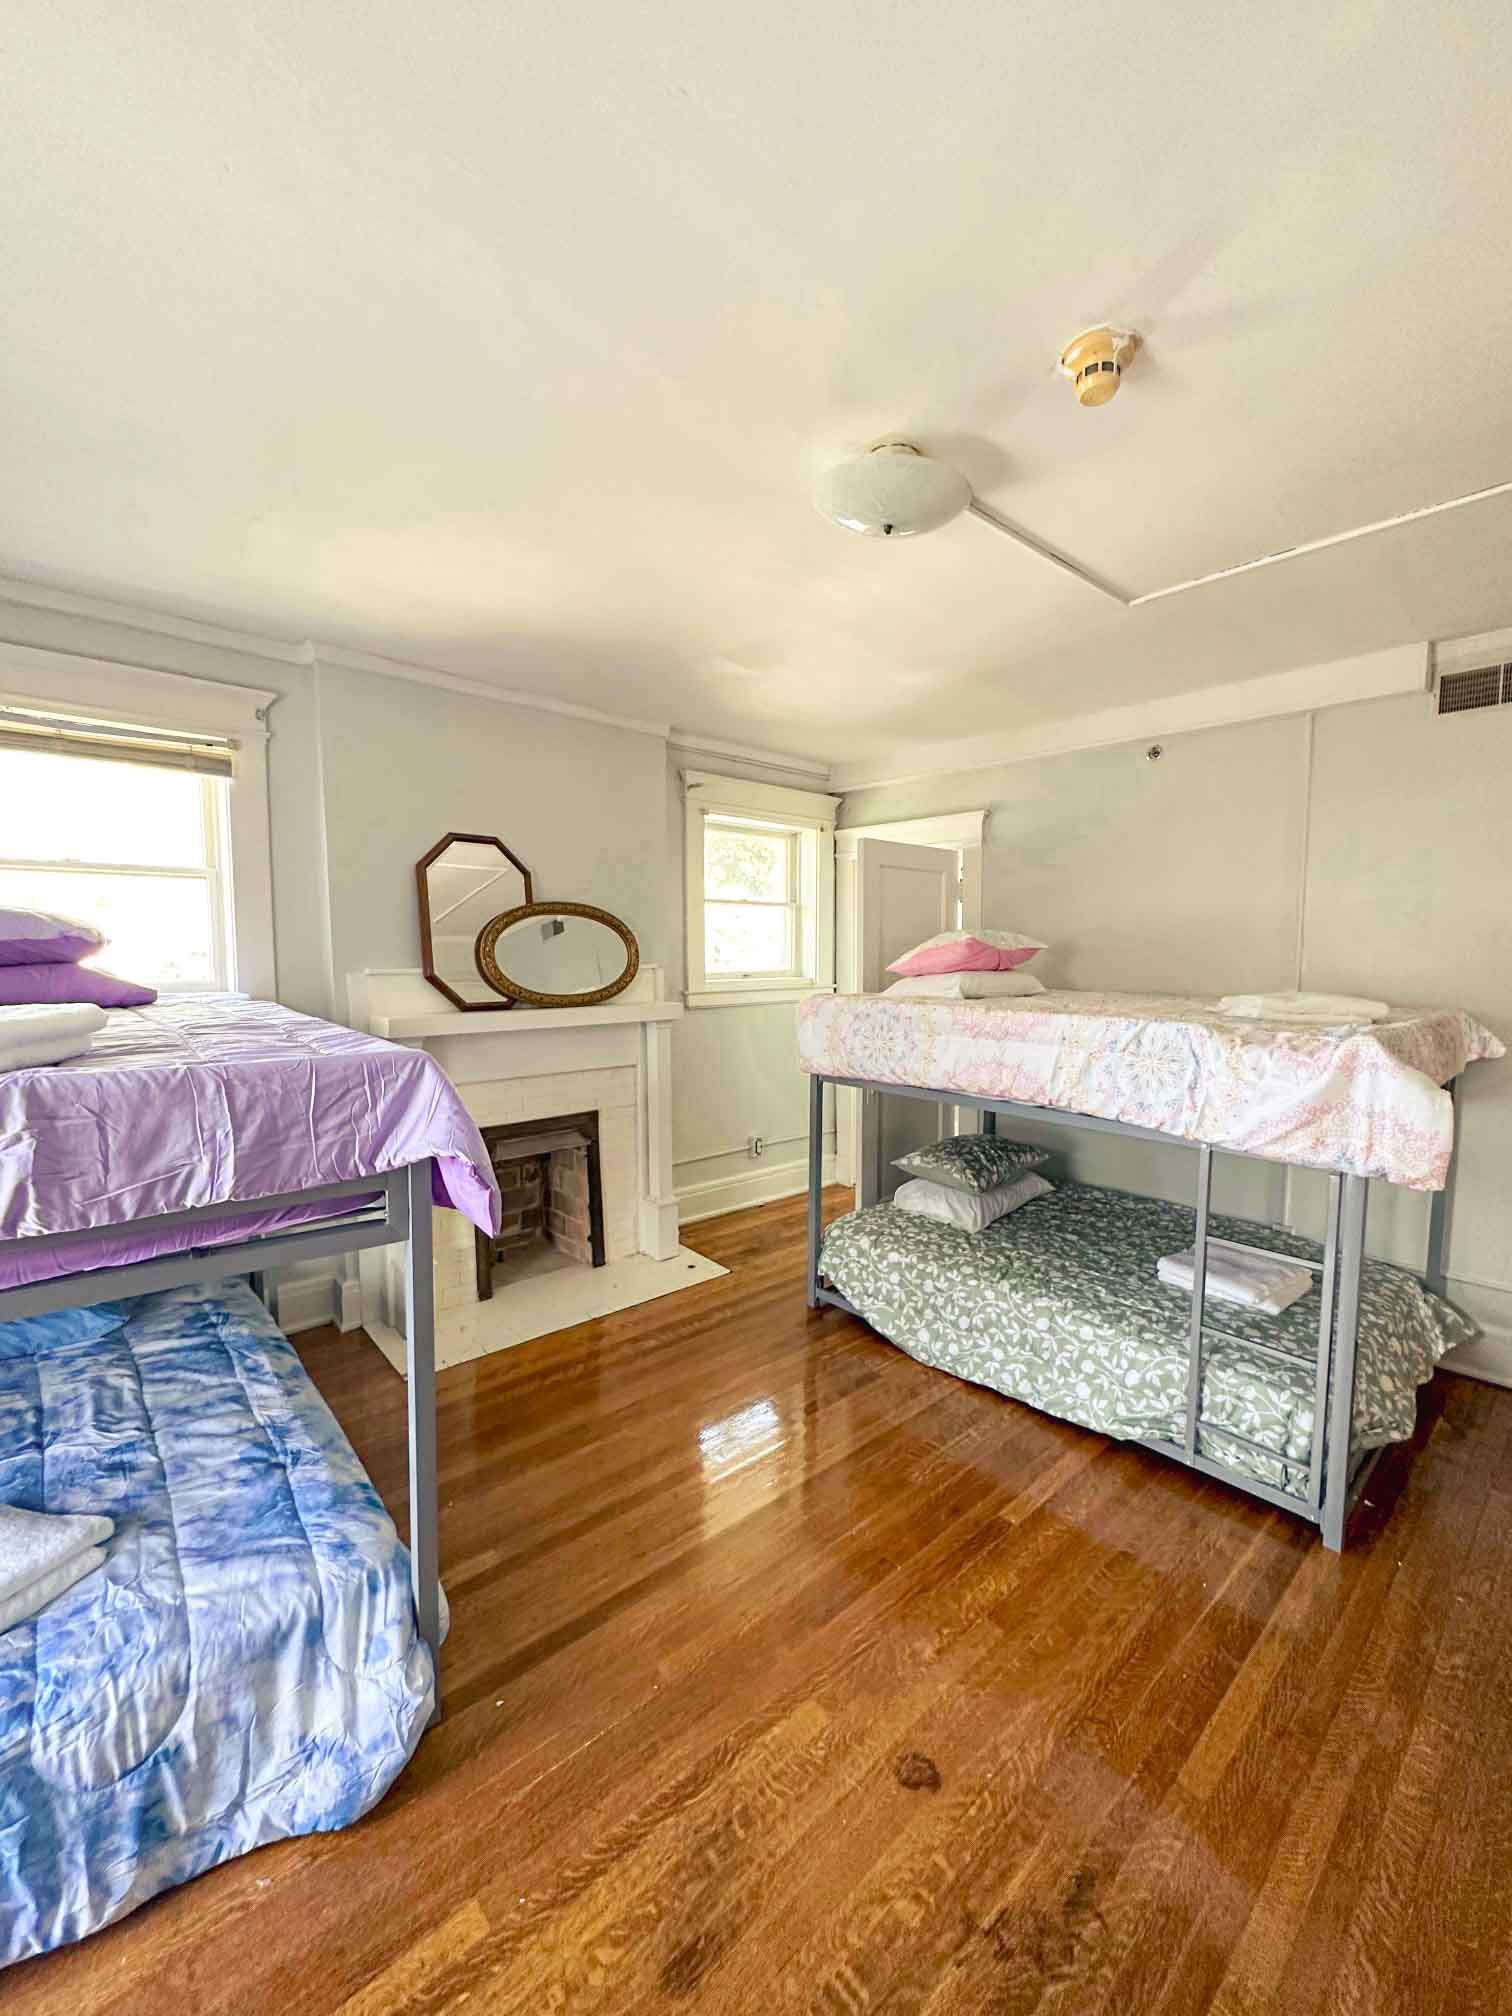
[812,442,971,539]
[814,440,1131,602]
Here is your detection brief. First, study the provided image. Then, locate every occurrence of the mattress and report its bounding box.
[819,1183,1476,1495]
[0,1281,433,1965]
[798,990,1503,1190]
[0,993,501,1291]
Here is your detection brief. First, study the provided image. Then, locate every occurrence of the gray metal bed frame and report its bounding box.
[804,1075,1459,1550]
[0,1161,444,1714]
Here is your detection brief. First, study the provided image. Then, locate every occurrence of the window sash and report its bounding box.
[703,897,800,978]
[703,818,803,978]
[0,775,235,990]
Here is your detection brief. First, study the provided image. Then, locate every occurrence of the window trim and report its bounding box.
[682,769,838,1009]
[0,640,277,996]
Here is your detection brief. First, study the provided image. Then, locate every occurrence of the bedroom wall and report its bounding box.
[0,593,815,1231]
[661,745,835,1218]
[839,689,1512,1378]
[310,660,671,1004]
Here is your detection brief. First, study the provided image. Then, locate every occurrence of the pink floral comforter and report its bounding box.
[798,991,1503,1190]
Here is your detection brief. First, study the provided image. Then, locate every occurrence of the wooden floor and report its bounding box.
[13,1189,1512,2015]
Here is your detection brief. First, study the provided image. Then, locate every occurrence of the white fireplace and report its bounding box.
[347,964,724,1369]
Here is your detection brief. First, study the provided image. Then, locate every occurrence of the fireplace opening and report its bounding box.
[475,1111,606,1299]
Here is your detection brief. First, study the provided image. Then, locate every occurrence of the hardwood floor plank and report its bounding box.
[8,1189,1511,2016]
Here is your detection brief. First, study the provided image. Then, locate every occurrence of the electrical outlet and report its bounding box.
[747,1135,765,1159]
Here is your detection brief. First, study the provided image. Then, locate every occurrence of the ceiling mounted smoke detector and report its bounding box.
[812,441,972,538]
[1057,325,1140,407]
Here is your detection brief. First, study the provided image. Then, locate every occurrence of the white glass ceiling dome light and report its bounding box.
[812,442,972,539]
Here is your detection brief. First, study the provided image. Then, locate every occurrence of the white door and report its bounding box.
[849,838,959,1203]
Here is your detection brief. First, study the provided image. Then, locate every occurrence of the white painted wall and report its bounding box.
[840,690,1512,1375]
[312,660,670,999]
[662,747,835,1219]
[0,595,817,1238]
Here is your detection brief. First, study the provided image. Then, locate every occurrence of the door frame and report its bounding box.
[833,810,986,1192]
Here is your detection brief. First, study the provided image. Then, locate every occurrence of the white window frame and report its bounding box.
[683,769,838,1009]
[0,640,277,996]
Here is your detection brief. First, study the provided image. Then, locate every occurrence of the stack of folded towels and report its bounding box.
[0,1000,109,1070]
[0,1504,114,1634]
[0,904,155,1072]
[891,1131,1055,1232]
[1217,991,1390,1025]
[1157,1238,1315,1317]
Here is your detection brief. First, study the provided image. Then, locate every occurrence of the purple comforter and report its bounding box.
[0,994,500,1291]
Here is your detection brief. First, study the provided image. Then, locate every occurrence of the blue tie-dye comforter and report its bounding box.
[0,1282,434,1966]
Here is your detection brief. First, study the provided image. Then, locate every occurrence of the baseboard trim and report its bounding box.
[1440,1274,1512,1389]
[275,1272,341,1335]
[677,1156,838,1226]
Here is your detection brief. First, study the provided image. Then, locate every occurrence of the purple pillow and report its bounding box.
[0,963,156,1008]
[0,907,106,967]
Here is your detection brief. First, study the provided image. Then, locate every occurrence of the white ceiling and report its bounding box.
[5,1,1512,773]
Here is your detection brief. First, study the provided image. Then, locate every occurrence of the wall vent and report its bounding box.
[1436,662,1512,716]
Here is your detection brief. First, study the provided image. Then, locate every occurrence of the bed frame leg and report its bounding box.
[806,1075,825,1309]
[1424,1077,1457,1301]
[403,1159,442,1722]
[1321,1174,1368,1552]
[1182,1145,1213,1461]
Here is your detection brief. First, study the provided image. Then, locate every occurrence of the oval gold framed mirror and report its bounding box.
[475,902,640,1008]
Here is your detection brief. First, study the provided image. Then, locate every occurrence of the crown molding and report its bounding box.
[309,643,670,739]
[0,571,673,738]
[668,728,832,784]
[0,571,313,664]
[832,643,1430,794]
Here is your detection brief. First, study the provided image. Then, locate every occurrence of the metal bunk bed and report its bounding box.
[0,1161,444,1707]
[803,1073,1460,1551]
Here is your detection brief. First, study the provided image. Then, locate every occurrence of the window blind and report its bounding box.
[0,706,236,777]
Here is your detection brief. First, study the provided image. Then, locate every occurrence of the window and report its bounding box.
[683,770,837,1008]
[0,643,277,997]
[0,746,235,988]
[704,817,800,978]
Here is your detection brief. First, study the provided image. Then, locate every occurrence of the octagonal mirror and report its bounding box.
[416,833,533,1010]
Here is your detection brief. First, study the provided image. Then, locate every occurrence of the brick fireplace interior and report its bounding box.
[475,1111,607,1299]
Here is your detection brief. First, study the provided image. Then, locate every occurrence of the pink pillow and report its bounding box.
[0,962,157,1007]
[887,930,1046,978]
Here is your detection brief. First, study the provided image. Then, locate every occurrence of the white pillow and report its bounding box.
[892,1170,1054,1232]
[882,971,1046,1001]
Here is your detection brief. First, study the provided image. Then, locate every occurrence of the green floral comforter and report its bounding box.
[819,1184,1475,1495]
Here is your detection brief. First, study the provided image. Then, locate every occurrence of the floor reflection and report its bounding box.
[699,1397,784,1480]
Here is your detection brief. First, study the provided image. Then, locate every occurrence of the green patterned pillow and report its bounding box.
[893,1133,1051,1194]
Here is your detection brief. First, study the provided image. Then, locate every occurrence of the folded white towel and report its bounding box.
[1157,1239,1315,1317]
[0,1503,114,1607]
[0,1544,107,1634]
[0,1002,107,1070]
[1218,992,1390,1025]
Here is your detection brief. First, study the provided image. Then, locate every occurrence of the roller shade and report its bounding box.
[0,706,236,777]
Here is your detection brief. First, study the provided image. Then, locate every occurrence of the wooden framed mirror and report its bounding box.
[475,902,639,1008]
[416,833,533,1011]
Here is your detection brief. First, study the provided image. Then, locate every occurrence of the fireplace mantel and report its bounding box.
[348,967,680,1041]
[346,964,708,1368]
